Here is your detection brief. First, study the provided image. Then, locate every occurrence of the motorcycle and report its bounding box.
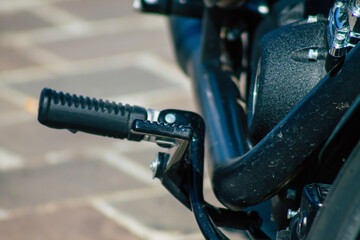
[37,0,360,239]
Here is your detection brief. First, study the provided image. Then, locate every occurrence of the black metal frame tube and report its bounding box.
[169,12,360,210]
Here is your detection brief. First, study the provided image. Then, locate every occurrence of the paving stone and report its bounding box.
[38,30,170,60]
[150,96,198,112]
[0,205,140,240]
[55,0,134,21]
[0,46,39,72]
[109,194,200,234]
[10,66,176,99]
[0,159,145,209]
[0,11,53,33]
[0,119,119,157]
[123,149,157,169]
[0,0,208,239]
[0,98,21,113]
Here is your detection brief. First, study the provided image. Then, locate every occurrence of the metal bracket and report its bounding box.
[131,109,268,240]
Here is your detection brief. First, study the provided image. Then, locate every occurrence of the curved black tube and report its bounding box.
[169,14,360,211]
[169,11,251,165]
[209,44,360,210]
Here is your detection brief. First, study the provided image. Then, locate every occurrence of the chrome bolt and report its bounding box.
[258,5,269,15]
[336,33,346,41]
[308,49,319,61]
[287,209,299,219]
[307,15,318,23]
[334,1,344,7]
[150,158,159,178]
[132,0,142,10]
[165,113,176,124]
[144,0,159,4]
[150,152,169,179]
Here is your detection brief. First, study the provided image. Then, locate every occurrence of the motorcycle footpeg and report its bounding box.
[38,88,148,141]
[131,120,192,140]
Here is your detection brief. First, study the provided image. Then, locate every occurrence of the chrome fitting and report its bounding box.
[287,209,299,219]
[164,113,176,124]
[150,152,169,179]
[329,0,360,57]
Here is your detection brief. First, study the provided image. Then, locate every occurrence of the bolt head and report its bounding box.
[258,5,269,14]
[287,209,299,219]
[150,159,159,174]
[165,113,176,124]
[336,33,346,41]
[307,15,318,23]
[133,0,142,9]
[308,49,319,61]
[144,0,158,4]
[335,1,344,7]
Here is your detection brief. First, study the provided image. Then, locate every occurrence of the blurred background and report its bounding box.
[0,0,247,239]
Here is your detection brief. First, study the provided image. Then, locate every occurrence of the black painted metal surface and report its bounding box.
[212,44,360,210]
[170,7,360,210]
[247,18,329,141]
[319,94,360,171]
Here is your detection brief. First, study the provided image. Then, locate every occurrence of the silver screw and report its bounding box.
[336,33,346,41]
[307,15,318,23]
[150,156,160,179]
[144,0,159,4]
[165,113,176,124]
[150,152,168,179]
[287,209,299,219]
[308,49,319,61]
[258,5,269,14]
[335,1,344,7]
[132,0,142,10]
[150,159,158,173]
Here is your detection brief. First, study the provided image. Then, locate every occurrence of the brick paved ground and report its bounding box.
[0,1,248,239]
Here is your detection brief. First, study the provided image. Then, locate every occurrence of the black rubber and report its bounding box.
[38,88,147,141]
[307,140,360,240]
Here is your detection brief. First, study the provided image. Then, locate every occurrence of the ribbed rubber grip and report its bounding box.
[38,88,147,141]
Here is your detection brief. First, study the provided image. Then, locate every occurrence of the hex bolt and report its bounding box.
[336,33,346,41]
[334,1,344,7]
[165,113,176,124]
[133,0,142,9]
[308,49,319,61]
[144,0,159,4]
[150,159,160,179]
[258,5,269,15]
[150,152,169,179]
[307,15,318,23]
[287,209,299,219]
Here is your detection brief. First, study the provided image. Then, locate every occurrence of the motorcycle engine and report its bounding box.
[247,6,329,142]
